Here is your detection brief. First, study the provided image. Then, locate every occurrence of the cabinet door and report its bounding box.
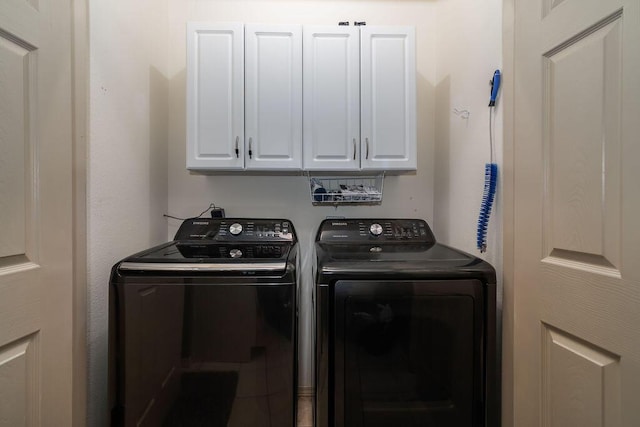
[360,26,416,170]
[303,26,360,171]
[245,24,302,170]
[186,22,244,170]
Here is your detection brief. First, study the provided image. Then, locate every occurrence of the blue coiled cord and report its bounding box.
[477,70,501,253]
[477,162,498,252]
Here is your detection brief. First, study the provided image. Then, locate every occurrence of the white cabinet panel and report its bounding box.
[245,24,302,170]
[303,25,416,172]
[187,22,244,170]
[186,23,415,172]
[303,26,360,171]
[361,26,416,170]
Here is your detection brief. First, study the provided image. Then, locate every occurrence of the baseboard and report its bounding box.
[297,386,314,398]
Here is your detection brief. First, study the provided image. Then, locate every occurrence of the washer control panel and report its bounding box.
[317,219,435,243]
[175,218,295,242]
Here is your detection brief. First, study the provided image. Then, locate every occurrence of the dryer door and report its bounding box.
[333,280,485,427]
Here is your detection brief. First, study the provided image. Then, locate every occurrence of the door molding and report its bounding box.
[501,0,515,426]
[72,0,88,424]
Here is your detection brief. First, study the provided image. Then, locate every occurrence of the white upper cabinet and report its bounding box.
[361,26,416,170]
[245,24,302,170]
[187,23,415,172]
[303,25,416,171]
[303,26,360,171]
[187,23,302,170]
[187,22,244,170]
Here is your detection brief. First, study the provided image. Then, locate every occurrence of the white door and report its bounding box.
[0,0,75,425]
[186,22,244,170]
[303,26,360,171]
[360,26,416,171]
[510,0,640,425]
[245,24,302,170]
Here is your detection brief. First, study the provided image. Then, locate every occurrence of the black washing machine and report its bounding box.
[109,218,298,427]
[314,218,498,427]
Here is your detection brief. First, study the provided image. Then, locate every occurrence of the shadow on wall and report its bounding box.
[149,66,170,242]
[433,75,451,243]
[416,71,435,179]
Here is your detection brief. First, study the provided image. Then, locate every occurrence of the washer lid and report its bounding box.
[117,241,294,273]
[315,242,496,283]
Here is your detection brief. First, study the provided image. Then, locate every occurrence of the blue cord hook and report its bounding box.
[489,70,501,107]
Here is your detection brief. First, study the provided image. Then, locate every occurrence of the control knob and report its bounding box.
[369,223,383,236]
[229,223,243,235]
[229,248,243,258]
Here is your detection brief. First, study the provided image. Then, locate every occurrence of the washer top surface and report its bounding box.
[115,218,297,276]
[315,218,495,283]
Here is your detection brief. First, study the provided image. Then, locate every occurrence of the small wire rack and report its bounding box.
[309,174,384,206]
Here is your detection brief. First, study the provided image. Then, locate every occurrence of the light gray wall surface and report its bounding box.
[434,0,504,406]
[87,0,169,424]
[434,0,503,272]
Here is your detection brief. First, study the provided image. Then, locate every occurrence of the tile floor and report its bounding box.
[297,396,313,427]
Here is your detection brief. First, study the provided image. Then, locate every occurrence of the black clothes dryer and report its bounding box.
[314,218,498,427]
[109,218,298,427]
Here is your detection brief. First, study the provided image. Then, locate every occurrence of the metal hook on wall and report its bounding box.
[452,108,470,120]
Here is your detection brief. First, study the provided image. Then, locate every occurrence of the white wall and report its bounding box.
[167,0,438,391]
[87,0,169,424]
[433,0,504,401]
[434,0,503,274]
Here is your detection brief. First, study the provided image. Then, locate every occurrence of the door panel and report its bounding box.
[541,325,621,427]
[0,0,74,424]
[186,22,244,170]
[0,335,39,425]
[360,26,416,171]
[511,0,640,425]
[303,26,360,171]
[0,35,30,262]
[0,28,38,272]
[543,13,622,271]
[245,24,302,170]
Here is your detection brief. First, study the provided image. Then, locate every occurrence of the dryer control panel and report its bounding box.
[174,218,296,242]
[316,219,435,243]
